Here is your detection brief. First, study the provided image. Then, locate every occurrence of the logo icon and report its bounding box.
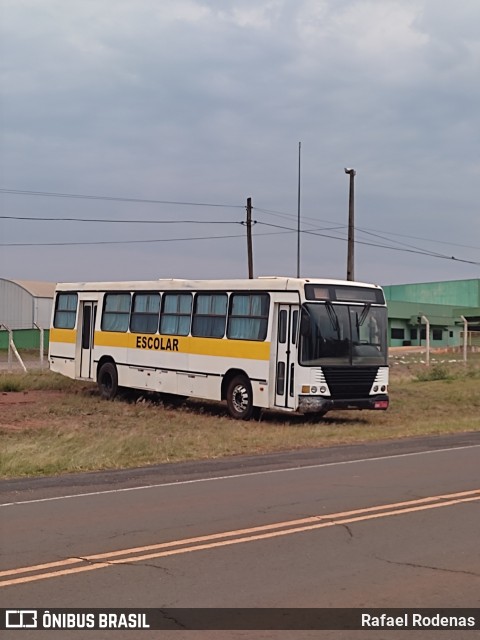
[5,610,38,629]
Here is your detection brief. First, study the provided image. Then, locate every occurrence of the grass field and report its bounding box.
[1,352,479,478]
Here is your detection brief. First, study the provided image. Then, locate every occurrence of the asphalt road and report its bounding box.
[1,433,480,639]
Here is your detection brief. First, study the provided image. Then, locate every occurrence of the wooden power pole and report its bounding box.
[246,197,254,279]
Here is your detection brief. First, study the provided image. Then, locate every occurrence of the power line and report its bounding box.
[256,221,480,266]
[4,188,477,252]
[2,217,479,264]
[0,188,243,209]
[0,233,247,247]
[254,206,480,252]
[355,226,480,252]
[4,209,458,259]
[2,188,478,251]
[254,206,336,228]
[0,214,240,225]
[1,188,478,265]
[354,227,449,260]
[0,228,295,248]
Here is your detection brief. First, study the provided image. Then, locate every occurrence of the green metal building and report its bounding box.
[383,279,480,347]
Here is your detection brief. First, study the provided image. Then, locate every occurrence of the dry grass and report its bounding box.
[1,354,479,479]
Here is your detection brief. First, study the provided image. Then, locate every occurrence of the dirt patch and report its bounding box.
[0,391,67,432]
[0,390,64,406]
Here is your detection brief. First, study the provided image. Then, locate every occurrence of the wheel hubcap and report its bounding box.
[232,384,249,413]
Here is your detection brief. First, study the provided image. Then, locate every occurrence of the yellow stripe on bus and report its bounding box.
[93,332,271,361]
[50,328,270,360]
[49,328,77,344]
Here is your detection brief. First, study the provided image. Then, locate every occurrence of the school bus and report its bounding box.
[49,276,389,419]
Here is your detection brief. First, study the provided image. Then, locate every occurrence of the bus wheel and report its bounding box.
[98,362,118,400]
[226,375,255,420]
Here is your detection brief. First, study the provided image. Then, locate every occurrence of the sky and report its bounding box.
[1,0,479,287]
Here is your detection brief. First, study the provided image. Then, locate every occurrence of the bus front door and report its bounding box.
[79,301,97,379]
[275,304,298,409]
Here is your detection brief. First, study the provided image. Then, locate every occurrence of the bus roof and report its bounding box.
[54,276,383,292]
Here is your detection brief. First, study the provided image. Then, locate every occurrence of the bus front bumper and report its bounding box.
[298,395,389,414]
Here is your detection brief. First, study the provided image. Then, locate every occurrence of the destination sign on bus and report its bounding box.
[305,284,384,304]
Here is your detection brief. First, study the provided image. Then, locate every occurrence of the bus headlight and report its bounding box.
[319,386,327,394]
[311,386,317,394]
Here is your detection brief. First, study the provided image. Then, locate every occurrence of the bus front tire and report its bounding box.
[98,362,118,400]
[226,375,256,420]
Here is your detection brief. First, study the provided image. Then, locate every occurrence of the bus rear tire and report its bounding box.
[226,375,256,420]
[98,362,118,400]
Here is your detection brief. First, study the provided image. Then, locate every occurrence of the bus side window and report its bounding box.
[82,305,92,349]
[227,293,269,341]
[291,310,298,344]
[53,293,78,329]
[192,293,227,338]
[101,293,131,332]
[161,293,192,336]
[130,292,160,334]
[278,309,287,344]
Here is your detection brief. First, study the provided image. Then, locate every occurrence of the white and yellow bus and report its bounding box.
[48,277,389,419]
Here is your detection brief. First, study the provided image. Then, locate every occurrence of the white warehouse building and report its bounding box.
[0,278,55,330]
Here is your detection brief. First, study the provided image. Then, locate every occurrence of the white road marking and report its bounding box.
[1,443,479,507]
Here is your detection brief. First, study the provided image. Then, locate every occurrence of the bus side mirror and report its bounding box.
[300,313,311,337]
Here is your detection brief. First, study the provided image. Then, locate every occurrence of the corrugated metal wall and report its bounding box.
[384,280,480,347]
[0,279,33,329]
[384,279,480,306]
[34,297,54,329]
[0,279,53,329]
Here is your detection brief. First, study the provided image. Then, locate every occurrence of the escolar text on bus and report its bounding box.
[135,336,179,351]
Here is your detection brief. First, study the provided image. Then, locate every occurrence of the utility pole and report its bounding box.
[344,168,356,281]
[297,141,301,278]
[246,197,254,279]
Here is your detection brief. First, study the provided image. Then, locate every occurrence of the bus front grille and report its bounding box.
[322,367,377,399]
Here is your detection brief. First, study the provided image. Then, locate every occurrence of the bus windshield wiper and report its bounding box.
[325,301,340,334]
[356,303,371,330]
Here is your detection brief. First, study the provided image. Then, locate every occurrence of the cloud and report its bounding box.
[296,0,428,80]
[0,0,479,284]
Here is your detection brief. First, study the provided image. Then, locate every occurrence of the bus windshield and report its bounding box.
[299,303,388,366]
